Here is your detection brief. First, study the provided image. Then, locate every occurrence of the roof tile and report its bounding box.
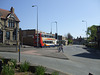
[0,8,20,22]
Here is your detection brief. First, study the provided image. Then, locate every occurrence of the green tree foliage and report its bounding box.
[65,33,73,44]
[87,25,97,42]
[67,33,73,40]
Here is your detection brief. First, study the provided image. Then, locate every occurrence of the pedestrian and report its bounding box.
[58,44,61,52]
[58,44,64,53]
[61,44,64,53]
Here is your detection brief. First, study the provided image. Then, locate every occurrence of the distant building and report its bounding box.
[19,29,36,46]
[97,26,100,48]
[0,7,20,45]
[58,35,62,41]
[19,29,68,46]
[57,35,68,45]
[19,29,55,46]
[62,36,68,45]
[73,36,86,45]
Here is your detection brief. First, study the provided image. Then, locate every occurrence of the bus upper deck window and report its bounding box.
[42,34,44,37]
[44,35,46,37]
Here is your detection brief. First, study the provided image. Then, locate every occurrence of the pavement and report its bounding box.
[0,45,69,75]
[0,45,100,75]
[0,45,68,60]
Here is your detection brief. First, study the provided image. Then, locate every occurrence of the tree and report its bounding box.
[87,25,97,42]
[67,33,73,40]
[65,33,73,44]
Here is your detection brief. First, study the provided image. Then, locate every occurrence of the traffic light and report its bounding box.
[55,33,58,39]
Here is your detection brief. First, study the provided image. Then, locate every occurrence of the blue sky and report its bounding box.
[0,0,100,38]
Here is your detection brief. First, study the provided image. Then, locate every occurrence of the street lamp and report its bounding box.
[51,21,58,39]
[55,21,57,34]
[32,5,38,47]
[50,22,52,34]
[82,20,88,42]
[51,21,58,34]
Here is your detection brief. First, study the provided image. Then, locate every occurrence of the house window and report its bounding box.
[13,29,16,40]
[8,20,15,28]
[0,30,3,42]
[6,32,10,40]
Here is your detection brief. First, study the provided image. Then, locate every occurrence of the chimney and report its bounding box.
[10,7,14,13]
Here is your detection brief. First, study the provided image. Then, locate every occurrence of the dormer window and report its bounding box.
[8,19,15,28]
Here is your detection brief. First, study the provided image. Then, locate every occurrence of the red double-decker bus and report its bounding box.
[33,33,58,47]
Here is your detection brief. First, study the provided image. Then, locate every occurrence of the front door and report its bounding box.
[0,30,3,43]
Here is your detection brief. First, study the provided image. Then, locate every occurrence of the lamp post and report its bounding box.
[55,21,57,34]
[51,21,58,39]
[51,21,58,34]
[51,22,53,34]
[32,5,38,47]
[82,20,88,42]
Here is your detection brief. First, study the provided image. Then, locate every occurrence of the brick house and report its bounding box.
[19,29,36,46]
[0,7,20,45]
[19,29,47,46]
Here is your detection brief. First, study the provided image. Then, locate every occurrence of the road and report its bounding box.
[0,45,100,75]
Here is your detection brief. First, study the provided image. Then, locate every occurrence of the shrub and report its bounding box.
[35,65,46,75]
[1,59,16,75]
[20,61,30,72]
[52,71,59,75]
[9,59,17,68]
[1,58,5,64]
[1,64,14,75]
